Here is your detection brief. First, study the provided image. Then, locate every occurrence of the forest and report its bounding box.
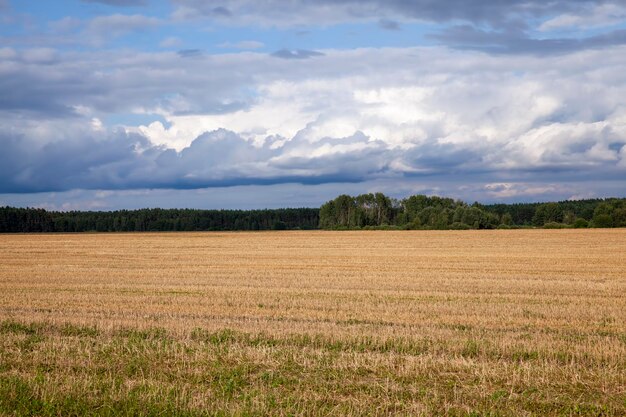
[319,193,626,230]
[1,194,625,232]
[0,207,319,233]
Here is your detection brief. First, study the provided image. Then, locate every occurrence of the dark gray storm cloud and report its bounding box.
[0,128,151,193]
[1,121,624,194]
[0,127,393,192]
[432,26,626,55]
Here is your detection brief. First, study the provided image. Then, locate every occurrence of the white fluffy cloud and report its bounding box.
[1,41,626,199]
[121,45,626,178]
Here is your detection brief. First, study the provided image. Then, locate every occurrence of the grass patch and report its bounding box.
[0,320,624,416]
[115,327,170,342]
[461,339,481,358]
[0,375,200,417]
[0,320,42,335]
[60,323,99,338]
[190,327,433,356]
[511,350,540,362]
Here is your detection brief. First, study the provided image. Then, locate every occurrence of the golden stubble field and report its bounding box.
[0,230,625,416]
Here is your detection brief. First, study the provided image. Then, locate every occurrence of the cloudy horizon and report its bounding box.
[1,0,626,210]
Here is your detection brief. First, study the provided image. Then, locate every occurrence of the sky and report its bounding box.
[1,0,626,210]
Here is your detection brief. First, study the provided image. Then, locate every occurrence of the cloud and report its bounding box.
[0,122,395,192]
[1,44,626,197]
[174,4,232,19]
[483,183,565,199]
[271,49,324,59]
[539,3,626,31]
[498,121,623,171]
[0,121,463,193]
[0,13,159,49]
[0,47,16,59]
[6,174,626,210]
[87,13,160,34]
[177,48,203,57]
[3,1,626,206]
[48,17,83,33]
[210,6,232,17]
[0,123,152,193]
[0,47,262,119]
[81,0,147,6]
[378,19,401,31]
[170,0,602,28]
[432,25,626,55]
[167,1,626,56]
[2,109,625,194]
[84,14,160,44]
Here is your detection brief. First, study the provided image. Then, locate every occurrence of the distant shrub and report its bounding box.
[333,225,351,231]
[363,225,401,230]
[449,222,472,230]
[592,214,613,228]
[572,218,589,228]
[272,221,287,230]
[497,224,511,229]
[543,222,568,229]
[376,224,402,230]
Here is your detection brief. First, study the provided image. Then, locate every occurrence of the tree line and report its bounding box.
[1,194,625,233]
[0,207,319,233]
[319,193,626,230]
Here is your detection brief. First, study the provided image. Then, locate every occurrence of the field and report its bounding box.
[0,230,625,416]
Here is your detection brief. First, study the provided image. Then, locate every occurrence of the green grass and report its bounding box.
[0,319,624,416]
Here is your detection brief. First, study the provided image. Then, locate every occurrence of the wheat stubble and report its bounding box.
[0,230,624,416]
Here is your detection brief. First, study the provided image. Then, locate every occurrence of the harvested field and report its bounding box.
[0,230,625,416]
